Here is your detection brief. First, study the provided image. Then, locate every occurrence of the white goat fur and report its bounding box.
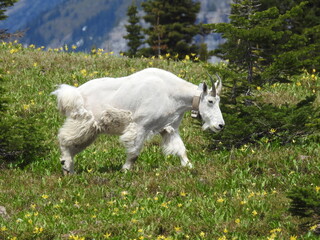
[52,68,224,173]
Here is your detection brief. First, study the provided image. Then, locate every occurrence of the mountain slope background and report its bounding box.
[0,0,230,54]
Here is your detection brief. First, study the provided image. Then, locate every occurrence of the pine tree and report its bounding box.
[207,0,317,98]
[141,0,200,59]
[0,0,19,39]
[0,0,17,21]
[208,0,283,96]
[124,2,144,57]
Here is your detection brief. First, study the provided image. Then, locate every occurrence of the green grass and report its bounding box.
[0,41,319,240]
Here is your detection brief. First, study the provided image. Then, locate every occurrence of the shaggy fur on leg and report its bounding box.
[99,107,133,134]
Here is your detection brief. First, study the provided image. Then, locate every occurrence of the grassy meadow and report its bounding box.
[0,41,319,240]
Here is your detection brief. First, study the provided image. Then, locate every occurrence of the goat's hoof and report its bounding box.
[121,168,130,173]
[183,162,193,169]
[121,166,132,173]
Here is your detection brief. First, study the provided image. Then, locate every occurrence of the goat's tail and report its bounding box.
[51,84,86,118]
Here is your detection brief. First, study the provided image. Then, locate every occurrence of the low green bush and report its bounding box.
[208,95,320,150]
[0,70,47,168]
[288,186,320,234]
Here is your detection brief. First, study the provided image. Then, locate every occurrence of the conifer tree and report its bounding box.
[0,0,17,21]
[141,0,200,59]
[207,0,317,98]
[0,0,19,39]
[124,2,144,57]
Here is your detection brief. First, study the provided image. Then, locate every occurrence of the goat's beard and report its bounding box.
[202,123,220,133]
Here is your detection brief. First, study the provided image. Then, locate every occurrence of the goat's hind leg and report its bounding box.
[58,117,98,175]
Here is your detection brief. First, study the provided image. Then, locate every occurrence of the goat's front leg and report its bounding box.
[120,123,145,171]
[60,145,75,175]
[161,129,193,168]
[122,155,138,171]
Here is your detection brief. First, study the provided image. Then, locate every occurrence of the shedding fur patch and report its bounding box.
[99,107,133,134]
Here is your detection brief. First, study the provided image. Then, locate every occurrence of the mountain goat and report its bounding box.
[52,68,225,174]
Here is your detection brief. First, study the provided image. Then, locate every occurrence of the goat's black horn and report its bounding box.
[206,72,216,97]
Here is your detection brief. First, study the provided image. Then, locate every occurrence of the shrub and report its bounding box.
[0,70,47,168]
[208,95,320,150]
[287,186,320,234]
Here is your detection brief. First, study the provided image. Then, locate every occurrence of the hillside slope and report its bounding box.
[1,0,231,53]
[0,42,319,239]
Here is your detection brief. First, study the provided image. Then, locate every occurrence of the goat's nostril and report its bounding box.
[219,124,225,129]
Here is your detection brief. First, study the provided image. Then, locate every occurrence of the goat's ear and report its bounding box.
[202,82,208,94]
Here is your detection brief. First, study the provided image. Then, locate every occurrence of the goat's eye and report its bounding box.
[208,100,214,104]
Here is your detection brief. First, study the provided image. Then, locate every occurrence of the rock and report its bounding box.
[0,206,9,219]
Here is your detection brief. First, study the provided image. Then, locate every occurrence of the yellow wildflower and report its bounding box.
[290,235,298,240]
[103,232,112,238]
[248,192,255,198]
[80,69,87,76]
[235,218,241,224]
[33,226,44,234]
[174,226,182,232]
[269,128,277,134]
[41,194,49,199]
[267,233,277,240]
[315,186,320,192]
[310,225,317,231]
[23,104,30,110]
[252,210,258,216]
[217,198,225,203]
[199,231,205,237]
[121,190,129,196]
[270,228,281,233]
[0,226,7,231]
[9,48,18,54]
